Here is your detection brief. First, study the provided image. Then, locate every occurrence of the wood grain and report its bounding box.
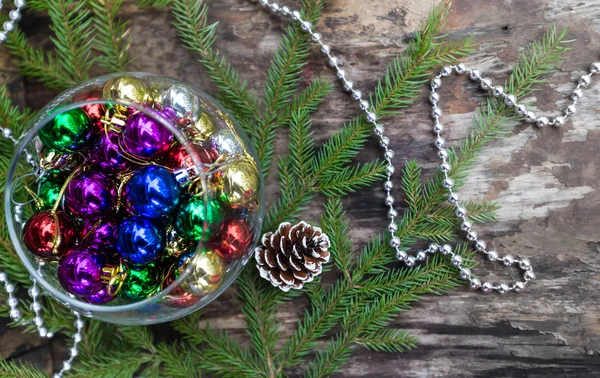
[3,0,600,377]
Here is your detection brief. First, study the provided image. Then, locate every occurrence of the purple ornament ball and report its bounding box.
[122,111,174,160]
[65,171,117,217]
[58,248,106,297]
[80,217,119,247]
[84,286,116,305]
[92,131,131,173]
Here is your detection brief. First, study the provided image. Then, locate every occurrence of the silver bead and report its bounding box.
[9,309,20,319]
[435,137,445,148]
[448,192,459,204]
[469,69,481,81]
[397,250,407,261]
[431,77,442,89]
[374,124,385,136]
[571,88,583,100]
[388,208,398,218]
[459,268,471,280]
[503,254,515,266]
[15,0,26,8]
[565,104,577,116]
[480,78,492,90]
[461,219,472,231]
[578,74,592,87]
[359,99,370,110]
[497,283,509,294]
[29,286,39,297]
[34,316,44,327]
[343,80,353,92]
[2,128,12,139]
[475,239,486,251]
[432,107,442,118]
[328,56,340,68]
[5,283,14,293]
[416,250,427,261]
[536,116,549,128]
[366,111,377,122]
[451,255,463,266]
[523,270,536,281]
[455,205,467,217]
[513,281,525,293]
[46,332,54,338]
[0,272,6,282]
[390,236,401,248]
[388,222,398,233]
[74,333,83,343]
[519,258,531,271]
[384,149,394,160]
[336,69,347,80]
[525,111,537,123]
[590,62,600,74]
[281,6,291,15]
[9,10,20,21]
[75,319,85,329]
[487,250,498,262]
[405,256,416,267]
[301,21,312,31]
[492,85,504,97]
[32,302,42,312]
[311,32,322,43]
[8,297,17,307]
[466,230,477,241]
[440,244,452,255]
[481,282,493,293]
[515,103,527,115]
[470,278,481,289]
[441,177,454,189]
[439,163,451,173]
[429,92,440,105]
[455,63,467,75]
[3,21,14,32]
[70,347,79,357]
[63,361,72,371]
[433,122,443,134]
[352,90,362,101]
[437,149,448,159]
[269,3,280,13]
[385,195,394,206]
[0,32,7,43]
[321,44,331,54]
[427,243,440,254]
[39,327,48,337]
[386,164,395,176]
[384,180,393,191]
[440,66,452,77]
[505,94,517,106]
[380,136,390,148]
[258,0,269,6]
[552,116,566,128]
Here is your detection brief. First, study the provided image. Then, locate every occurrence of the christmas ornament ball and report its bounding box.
[36,180,62,210]
[213,219,253,261]
[187,112,217,142]
[84,286,116,305]
[124,166,181,218]
[38,108,91,152]
[122,112,174,160]
[174,196,224,241]
[120,263,160,301]
[58,248,106,297]
[64,170,117,217]
[156,84,201,125]
[116,216,166,265]
[92,131,131,173]
[222,159,260,208]
[176,249,226,295]
[102,75,152,106]
[23,210,76,260]
[81,217,119,247]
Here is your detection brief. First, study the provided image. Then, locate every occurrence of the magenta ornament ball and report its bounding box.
[65,171,117,217]
[84,286,116,305]
[92,131,131,173]
[80,217,119,248]
[122,111,174,160]
[58,248,106,297]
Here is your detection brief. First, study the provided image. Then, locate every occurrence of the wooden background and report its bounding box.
[1,0,600,377]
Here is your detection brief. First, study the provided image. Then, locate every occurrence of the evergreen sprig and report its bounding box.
[0,1,573,378]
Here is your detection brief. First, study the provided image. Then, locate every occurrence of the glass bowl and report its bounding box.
[4,73,263,325]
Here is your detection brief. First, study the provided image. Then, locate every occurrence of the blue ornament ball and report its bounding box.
[124,166,181,218]
[116,216,165,265]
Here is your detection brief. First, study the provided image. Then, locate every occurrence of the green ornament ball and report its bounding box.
[39,108,91,152]
[120,264,160,301]
[37,180,61,210]
[174,196,224,241]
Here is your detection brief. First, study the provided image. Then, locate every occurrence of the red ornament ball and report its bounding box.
[162,144,207,171]
[23,210,77,260]
[212,219,253,261]
[73,89,106,136]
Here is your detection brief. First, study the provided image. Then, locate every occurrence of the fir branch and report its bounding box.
[137,0,172,7]
[277,77,333,126]
[316,160,387,197]
[354,329,417,353]
[67,351,153,378]
[288,110,315,181]
[90,0,132,72]
[172,0,262,133]
[156,342,201,378]
[320,197,354,277]
[0,360,47,378]
[47,0,95,82]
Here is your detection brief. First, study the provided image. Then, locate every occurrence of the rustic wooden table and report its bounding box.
[2,0,600,377]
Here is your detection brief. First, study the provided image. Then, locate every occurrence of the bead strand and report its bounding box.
[253,0,545,293]
[0,0,25,43]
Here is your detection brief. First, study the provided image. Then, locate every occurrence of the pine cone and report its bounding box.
[255,221,331,292]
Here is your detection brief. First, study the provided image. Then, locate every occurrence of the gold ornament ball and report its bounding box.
[222,159,260,208]
[102,76,152,105]
[187,111,217,142]
[180,250,226,295]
